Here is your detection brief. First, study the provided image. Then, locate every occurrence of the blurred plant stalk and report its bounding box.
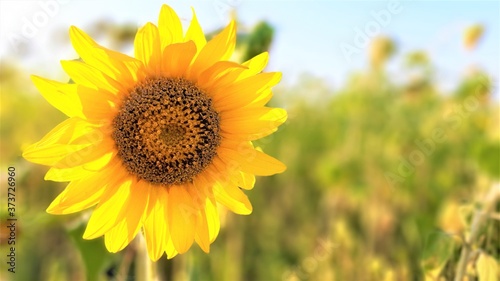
[454,183,500,281]
[136,233,155,281]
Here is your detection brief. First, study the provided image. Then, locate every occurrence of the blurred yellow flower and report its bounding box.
[23,4,286,261]
[463,24,484,50]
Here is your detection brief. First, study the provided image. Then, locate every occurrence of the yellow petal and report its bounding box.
[28,117,97,146]
[53,137,114,169]
[28,78,115,125]
[184,8,206,53]
[213,182,252,215]
[23,118,100,166]
[46,162,118,214]
[192,173,213,198]
[196,61,247,91]
[158,4,183,49]
[206,156,230,183]
[222,52,269,83]
[194,208,210,253]
[45,166,91,182]
[245,89,273,108]
[143,186,168,261]
[203,65,249,93]
[168,186,196,254]
[104,180,150,253]
[134,22,162,75]
[161,41,196,78]
[188,20,236,79]
[220,107,287,140]
[69,26,141,83]
[218,144,286,176]
[213,72,282,112]
[83,172,132,239]
[165,237,178,259]
[61,60,124,94]
[241,52,269,76]
[44,152,114,182]
[104,221,131,253]
[204,198,220,242]
[77,86,116,120]
[30,76,83,118]
[234,171,255,190]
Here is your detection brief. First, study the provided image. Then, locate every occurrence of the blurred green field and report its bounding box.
[0,18,499,281]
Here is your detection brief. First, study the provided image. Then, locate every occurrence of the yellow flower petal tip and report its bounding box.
[24,4,286,260]
[45,205,59,214]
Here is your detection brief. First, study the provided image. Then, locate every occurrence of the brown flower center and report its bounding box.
[112,77,221,185]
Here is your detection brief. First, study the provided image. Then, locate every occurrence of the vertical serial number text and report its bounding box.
[6,166,17,273]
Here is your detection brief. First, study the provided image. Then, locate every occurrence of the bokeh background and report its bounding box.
[0,1,499,280]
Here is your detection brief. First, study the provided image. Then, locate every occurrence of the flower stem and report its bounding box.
[136,232,154,281]
[454,183,499,281]
[116,245,135,281]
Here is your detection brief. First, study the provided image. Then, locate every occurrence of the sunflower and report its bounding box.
[23,4,287,260]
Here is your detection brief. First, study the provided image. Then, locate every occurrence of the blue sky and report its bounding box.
[0,0,498,95]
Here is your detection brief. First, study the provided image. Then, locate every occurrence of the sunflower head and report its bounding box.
[23,4,287,261]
